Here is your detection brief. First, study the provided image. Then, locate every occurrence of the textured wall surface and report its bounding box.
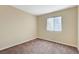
[37,7,77,47]
[0,6,37,50]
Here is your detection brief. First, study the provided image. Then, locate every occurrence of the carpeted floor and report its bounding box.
[0,38,78,54]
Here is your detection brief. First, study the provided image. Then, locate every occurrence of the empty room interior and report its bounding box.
[0,5,79,54]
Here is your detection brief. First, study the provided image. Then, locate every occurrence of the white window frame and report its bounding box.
[47,16,62,32]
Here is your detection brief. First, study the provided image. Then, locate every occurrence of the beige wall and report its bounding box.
[78,6,79,49]
[37,7,77,47]
[0,6,37,50]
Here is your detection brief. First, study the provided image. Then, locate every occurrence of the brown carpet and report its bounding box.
[0,38,78,54]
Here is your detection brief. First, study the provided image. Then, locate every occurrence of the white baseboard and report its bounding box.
[0,38,36,51]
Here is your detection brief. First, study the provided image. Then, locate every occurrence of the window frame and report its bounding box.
[46,16,62,32]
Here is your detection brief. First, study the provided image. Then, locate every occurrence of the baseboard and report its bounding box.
[0,38,36,51]
[37,38,77,49]
[0,38,78,51]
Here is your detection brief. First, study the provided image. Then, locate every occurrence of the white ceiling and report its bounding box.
[12,5,75,16]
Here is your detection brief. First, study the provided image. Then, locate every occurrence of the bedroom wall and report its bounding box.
[37,7,77,47]
[0,6,37,50]
[78,6,79,50]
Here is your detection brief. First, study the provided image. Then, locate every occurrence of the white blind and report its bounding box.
[47,16,62,32]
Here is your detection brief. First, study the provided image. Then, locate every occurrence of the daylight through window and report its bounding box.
[47,16,62,32]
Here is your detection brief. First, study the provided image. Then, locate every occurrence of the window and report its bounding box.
[47,16,62,32]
